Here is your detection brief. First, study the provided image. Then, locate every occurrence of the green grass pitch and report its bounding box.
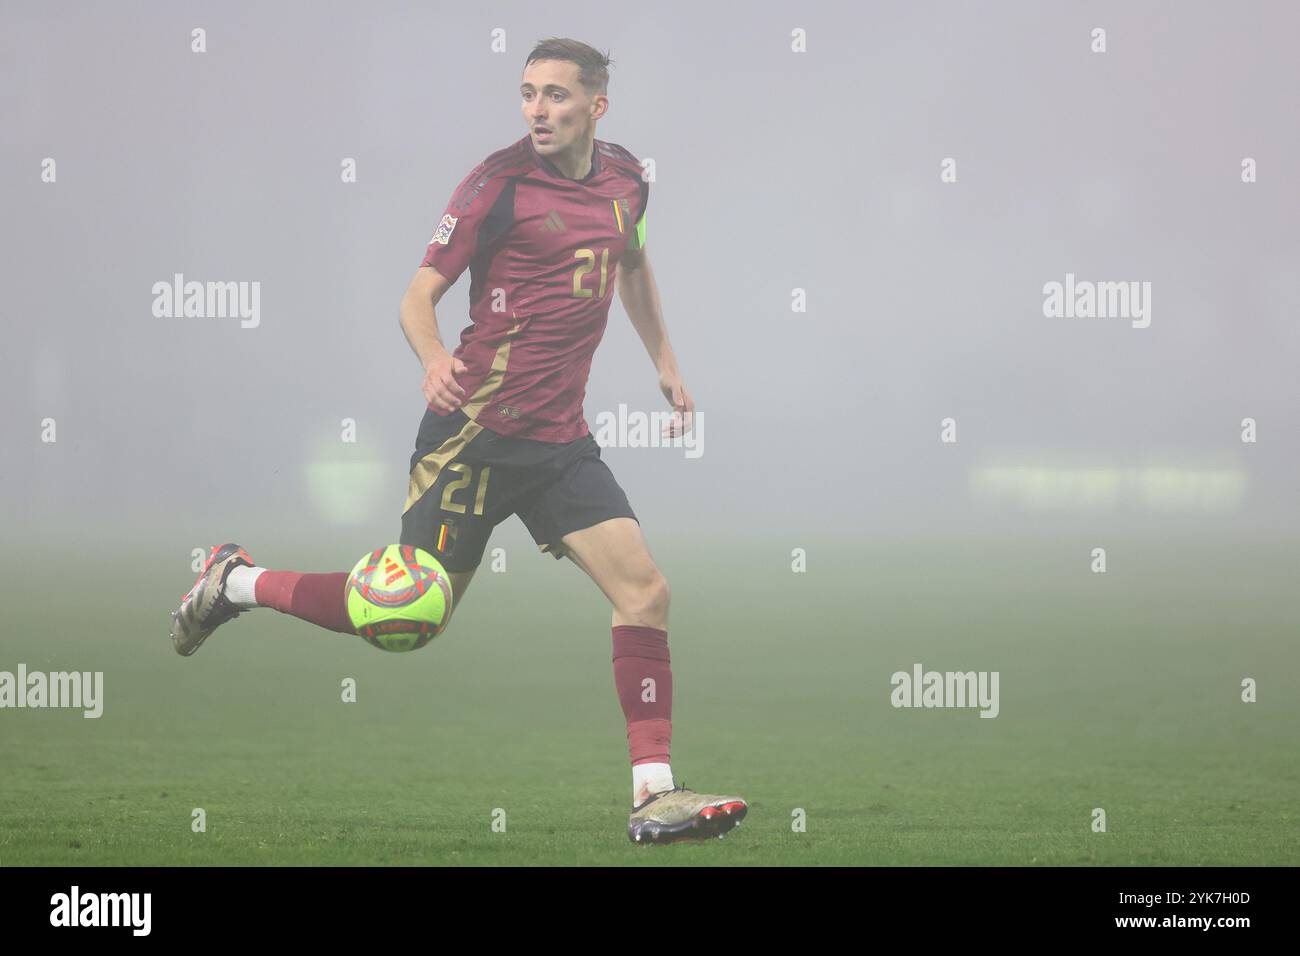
[1,531,1296,866]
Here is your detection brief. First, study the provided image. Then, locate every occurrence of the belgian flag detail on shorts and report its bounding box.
[435,520,458,555]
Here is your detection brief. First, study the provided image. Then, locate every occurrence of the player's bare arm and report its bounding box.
[399,265,467,413]
[616,247,695,437]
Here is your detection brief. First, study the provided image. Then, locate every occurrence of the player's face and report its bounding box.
[520,60,603,158]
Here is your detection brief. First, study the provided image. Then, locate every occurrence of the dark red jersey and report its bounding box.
[420,134,649,443]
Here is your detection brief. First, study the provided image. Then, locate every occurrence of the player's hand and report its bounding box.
[423,353,468,413]
[659,371,695,438]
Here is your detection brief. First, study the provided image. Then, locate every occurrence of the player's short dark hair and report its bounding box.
[525,38,612,96]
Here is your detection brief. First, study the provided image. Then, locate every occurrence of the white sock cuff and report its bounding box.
[224,566,266,609]
[632,762,674,805]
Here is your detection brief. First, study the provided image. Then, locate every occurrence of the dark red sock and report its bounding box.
[612,624,673,766]
[255,571,353,635]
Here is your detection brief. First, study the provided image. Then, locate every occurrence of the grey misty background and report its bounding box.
[2,0,1297,559]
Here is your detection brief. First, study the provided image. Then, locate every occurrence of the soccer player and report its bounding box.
[170,38,746,844]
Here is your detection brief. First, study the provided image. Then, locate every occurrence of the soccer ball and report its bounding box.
[346,545,452,651]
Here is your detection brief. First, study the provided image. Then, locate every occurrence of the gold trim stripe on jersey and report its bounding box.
[402,316,521,514]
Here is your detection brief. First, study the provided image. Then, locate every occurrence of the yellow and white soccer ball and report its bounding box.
[345,545,452,652]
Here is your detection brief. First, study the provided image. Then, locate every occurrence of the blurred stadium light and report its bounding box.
[970,464,1247,512]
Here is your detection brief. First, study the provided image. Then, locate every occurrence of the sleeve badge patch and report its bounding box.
[430,213,459,246]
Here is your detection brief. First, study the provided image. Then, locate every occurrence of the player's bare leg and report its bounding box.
[561,518,669,630]
[560,517,747,843]
[172,549,475,656]
[444,570,475,609]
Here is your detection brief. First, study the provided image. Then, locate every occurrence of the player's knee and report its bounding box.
[618,569,670,625]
